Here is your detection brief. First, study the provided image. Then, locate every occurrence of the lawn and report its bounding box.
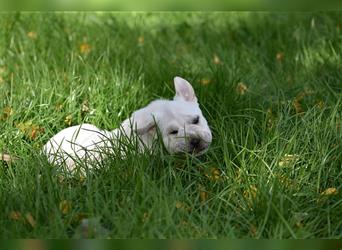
[0,12,341,238]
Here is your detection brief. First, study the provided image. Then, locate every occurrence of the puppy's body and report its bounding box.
[43,77,212,170]
[43,124,117,169]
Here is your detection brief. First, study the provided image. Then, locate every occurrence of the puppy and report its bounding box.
[43,77,212,170]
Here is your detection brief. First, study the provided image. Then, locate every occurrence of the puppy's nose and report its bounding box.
[190,138,201,148]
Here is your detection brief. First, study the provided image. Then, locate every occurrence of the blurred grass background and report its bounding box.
[0,12,341,238]
[1,0,341,10]
[1,239,342,250]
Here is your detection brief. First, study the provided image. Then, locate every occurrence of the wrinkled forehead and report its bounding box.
[157,101,202,127]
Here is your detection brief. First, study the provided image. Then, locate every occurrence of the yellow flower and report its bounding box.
[142,212,150,223]
[30,126,44,140]
[200,78,211,86]
[137,36,144,45]
[9,211,22,220]
[278,154,299,167]
[81,100,90,113]
[175,201,183,209]
[199,190,209,203]
[236,82,248,95]
[293,90,314,114]
[179,220,189,227]
[25,213,36,228]
[16,120,44,140]
[276,174,293,188]
[250,224,258,237]
[293,98,303,114]
[276,52,284,61]
[175,201,191,212]
[80,43,91,54]
[266,108,277,129]
[213,53,222,65]
[27,31,37,39]
[64,115,72,126]
[1,106,13,120]
[55,103,63,111]
[321,188,338,196]
[0,66,6,74]
[205,167,221,181]
[79,175,86,183]
[59,200,72,215]
[316,100,325,109]
[243,185,258,200]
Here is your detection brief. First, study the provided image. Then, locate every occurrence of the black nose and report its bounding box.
[190,138,201,148]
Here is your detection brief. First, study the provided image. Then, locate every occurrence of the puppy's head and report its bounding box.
[128,77,212,155]
[158,77,212,154]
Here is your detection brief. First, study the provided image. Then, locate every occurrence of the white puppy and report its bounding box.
[43,77,212,170]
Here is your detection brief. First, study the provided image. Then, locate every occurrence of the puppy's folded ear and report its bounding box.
[129,107,157,135]
[173,76,198,103]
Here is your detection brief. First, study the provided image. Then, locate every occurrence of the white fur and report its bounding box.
[43,76,212,170]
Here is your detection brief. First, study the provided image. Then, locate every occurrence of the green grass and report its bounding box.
[0,12,341,238]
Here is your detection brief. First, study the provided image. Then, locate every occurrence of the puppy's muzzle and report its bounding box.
[190,138,201,148]
[188,137,209,154]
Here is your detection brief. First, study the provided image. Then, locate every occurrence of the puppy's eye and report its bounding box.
[169,129,178,135]
[192,116,200,124]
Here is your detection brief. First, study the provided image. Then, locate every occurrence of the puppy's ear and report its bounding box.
[130,107,157,135]
[173,76,198,103]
